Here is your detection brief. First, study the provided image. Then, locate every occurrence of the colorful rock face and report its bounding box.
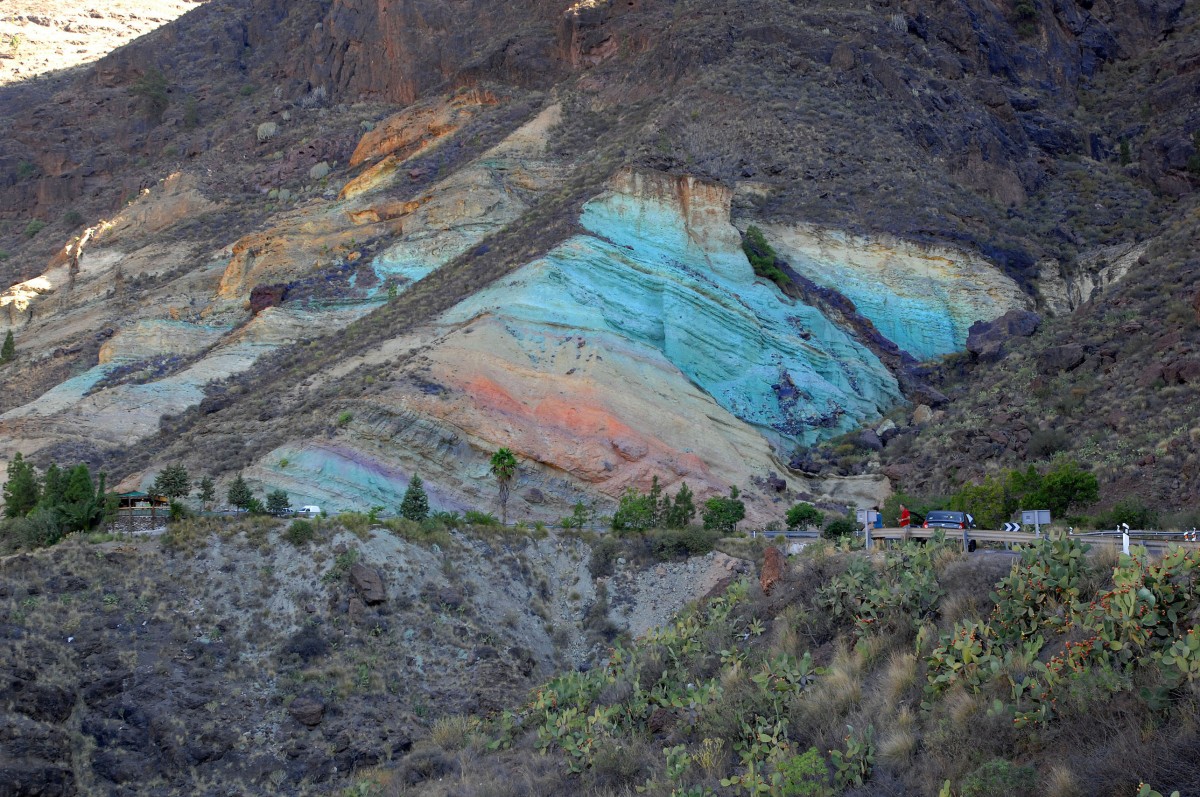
[760,224,1028,361]
[445,171,904,447]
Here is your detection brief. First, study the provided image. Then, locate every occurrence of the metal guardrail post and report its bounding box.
[865,525,872,551]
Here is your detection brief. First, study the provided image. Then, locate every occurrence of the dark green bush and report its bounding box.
[285,519,315,546]
[464,509,500,526]
[961,759,1038,797]
[823,516,858,539]
[786,502,824,530]
[590,536,621,577]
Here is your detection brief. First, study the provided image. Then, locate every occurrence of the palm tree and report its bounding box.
[489,448,518,525]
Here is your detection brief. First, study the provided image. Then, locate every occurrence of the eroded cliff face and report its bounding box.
[0,87,1048,523]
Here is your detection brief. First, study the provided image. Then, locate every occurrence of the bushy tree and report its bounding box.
[57,465,110,533]
[786,502,824,530]
[266,489,291,515]
[153,464,190,501]
[1029,458,1099,516]
[702,485,745,534]
[227,474,254,511]
[611,487,656,533]
[823,516,858,539]
[3,453,39,518]
[400,474,430,521]
[489,448,518,525]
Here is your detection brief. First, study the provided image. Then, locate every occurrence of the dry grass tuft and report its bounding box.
[1043,764,1083,797]
[880,650,918,711]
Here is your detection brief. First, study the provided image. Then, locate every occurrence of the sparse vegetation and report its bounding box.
[130,67,170,123]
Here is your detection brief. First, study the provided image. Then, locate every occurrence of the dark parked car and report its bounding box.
[923,510,975,530]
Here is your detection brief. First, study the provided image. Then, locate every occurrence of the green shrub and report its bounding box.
[777,747,834,796]
[612,487,656,533]
[1093,498,1159,530]
[168,500,192,522]
[742,225,792,289]
[63,210,83,227]
[23,219,45,238]
[464,509,499,526]
[823,516,858,539]
[590,536,621,577]
[430,510,461,529]
[960,759,1038,797]
[285,519,316,546]
[1026,428,1068,459]
[651,525,722,559]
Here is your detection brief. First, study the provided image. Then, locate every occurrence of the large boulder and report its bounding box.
[760,547,785,596]
[349,563,386,605]
[966,309,1041,363]
[1037,344,1086,374]
[288,696,325,727]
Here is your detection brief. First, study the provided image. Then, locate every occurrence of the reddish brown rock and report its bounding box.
[760,546,785,596]
[249,284,288,315]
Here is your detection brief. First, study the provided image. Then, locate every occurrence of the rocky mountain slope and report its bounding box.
[0,520,748,795]
[0,0,1197,524]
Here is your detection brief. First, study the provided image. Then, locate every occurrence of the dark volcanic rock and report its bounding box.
[1038,344,1087,374]
[856,430,883,452]
[0,762,76,797]
[288,695,326,727]
[349,563,386,605]
[966,309,1042,362]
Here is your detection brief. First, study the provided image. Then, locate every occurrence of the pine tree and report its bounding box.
[647,475,665,528]
[153,464,190,501]
[0,330,14,364]
[227,474,254,510]
[664,482,696,529]
[196,476,216,508]
[37,463,63,511]
[3,452,40,517]
[62,464,94,504]
[266,489,291,515]
[400,474,430,521]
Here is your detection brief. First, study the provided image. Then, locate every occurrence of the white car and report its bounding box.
[296,505,322,516]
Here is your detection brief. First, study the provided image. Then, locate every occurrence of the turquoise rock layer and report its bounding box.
[444,187,905,447]
[763,229,1024,361]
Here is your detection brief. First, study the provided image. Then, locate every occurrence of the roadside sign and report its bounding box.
[1003,522,1022,532]
[1021,509,1051,537]
[856,509,879,526]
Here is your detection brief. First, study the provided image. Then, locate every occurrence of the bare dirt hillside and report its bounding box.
[0,0,207,86]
